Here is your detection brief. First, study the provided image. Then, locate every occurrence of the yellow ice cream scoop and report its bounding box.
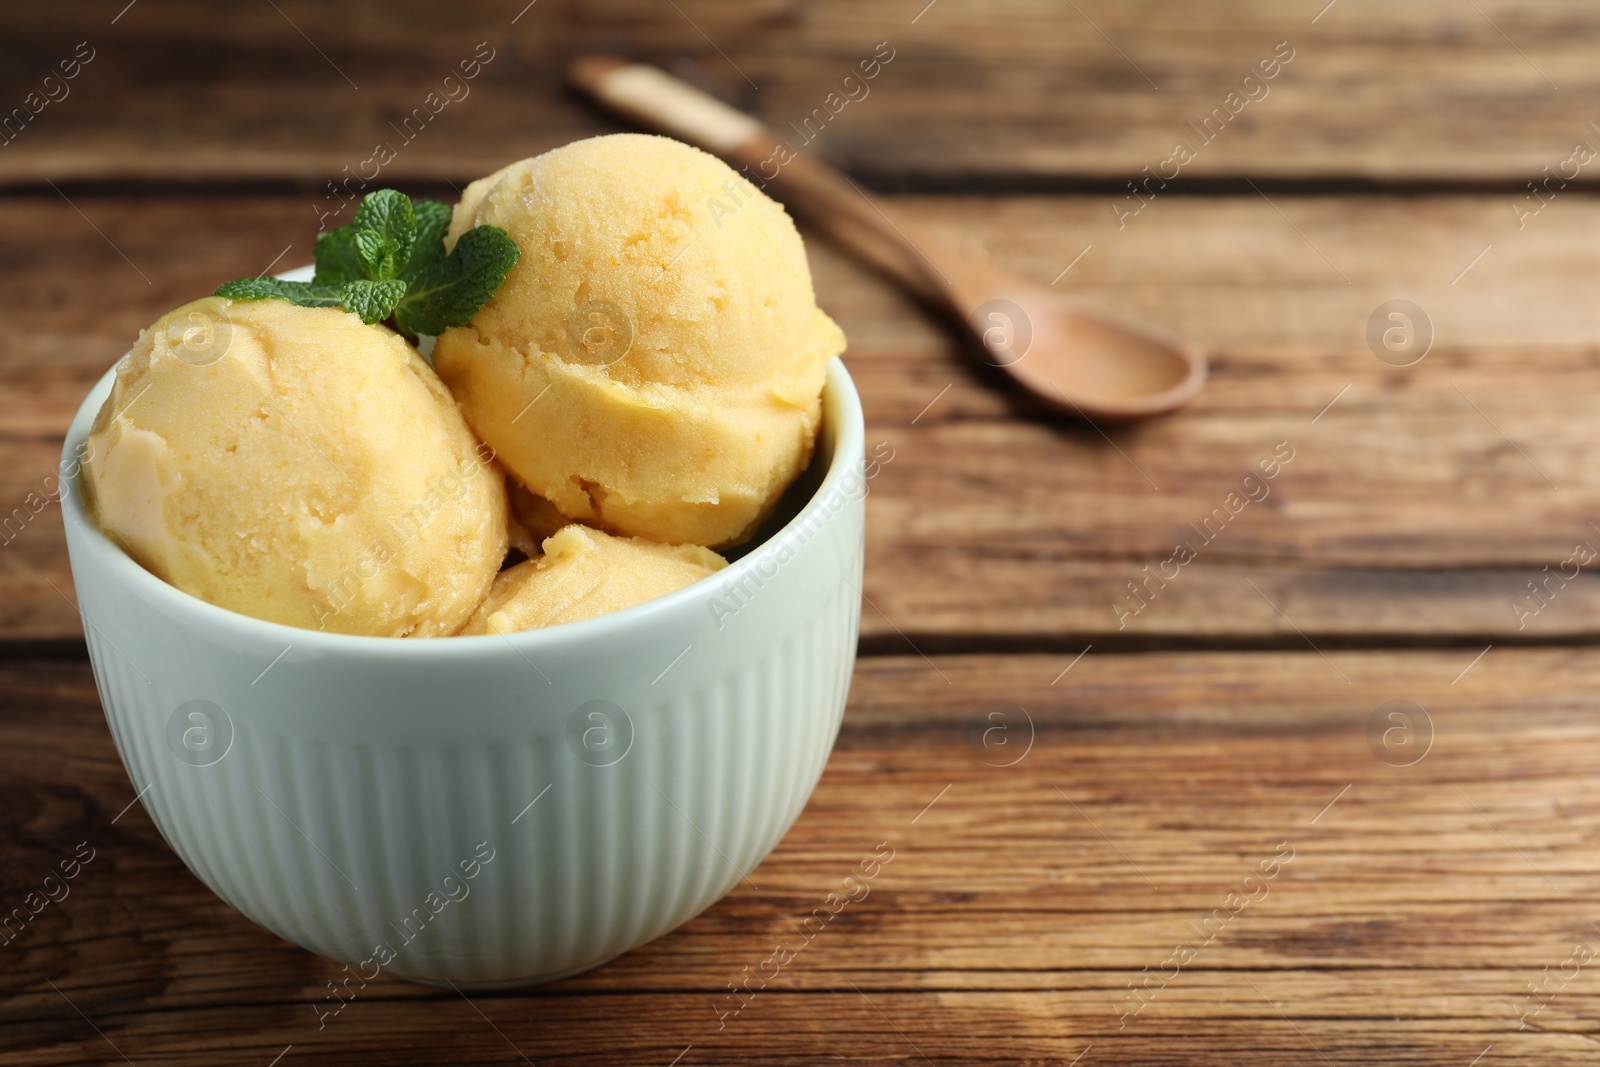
[460,524,726,635]
[83,297,508,637]
[434,133,845,550]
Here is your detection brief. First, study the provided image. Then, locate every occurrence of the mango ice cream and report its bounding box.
[84,298,508,637]
[433,133,844,550]
[459,523,726,634]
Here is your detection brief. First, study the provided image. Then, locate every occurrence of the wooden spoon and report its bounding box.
[569,56,1206,421]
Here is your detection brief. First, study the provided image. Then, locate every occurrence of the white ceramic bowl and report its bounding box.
[61,353,864,987]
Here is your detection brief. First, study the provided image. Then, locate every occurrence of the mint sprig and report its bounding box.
[216,189,518,340]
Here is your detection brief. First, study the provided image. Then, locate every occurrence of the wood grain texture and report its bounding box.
[1,0,1598,186]
[4,4,1594,1064]
[6,650,1600,1064]
[5,192,1600,644]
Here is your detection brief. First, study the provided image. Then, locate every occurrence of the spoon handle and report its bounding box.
[568,56,960,308]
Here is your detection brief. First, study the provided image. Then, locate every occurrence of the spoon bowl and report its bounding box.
[969,279,1205,420]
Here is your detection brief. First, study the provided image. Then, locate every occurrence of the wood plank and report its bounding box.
[5,192,1600,644]
[865,193,1600,645]
[2,0,1598,185]
[6,649,1600,1062]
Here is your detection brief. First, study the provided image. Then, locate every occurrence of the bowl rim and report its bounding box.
[61,348,864,660]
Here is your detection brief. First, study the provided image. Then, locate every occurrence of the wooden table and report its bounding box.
[6,1,1600,1062]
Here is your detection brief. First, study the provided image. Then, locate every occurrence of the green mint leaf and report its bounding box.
[407,200,452,274]
[341,278,408,324]
[351,189,416,276]
[312,227,367,287]
[354,229,404,281]
[215,277,344,307]
[223,191,516,337]
[392,225,519,338]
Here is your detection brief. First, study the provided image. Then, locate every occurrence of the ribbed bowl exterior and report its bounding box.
[64,358,865,987]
